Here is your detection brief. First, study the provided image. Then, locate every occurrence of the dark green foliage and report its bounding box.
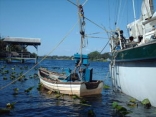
[33,73,38,78]
[30,53,37,58]
[24,86,34,93]
[80,99,91,106]
[141,99,151,109]
[37,83,42,91]
[55,94,61,99]
[3,76,7,80]
[112,102,132,116]
[13,88,19,95]
[88,51,101,60]
[6,102,17,109]
[0,108,10,114]
[127,98,137,107]
[103,84,110,89]
[72,95,81,99]
[38,51,107,61]
[88,109,95,117]
[0,38,6,54]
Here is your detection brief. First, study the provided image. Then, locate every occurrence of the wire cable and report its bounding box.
[0,21,78,91]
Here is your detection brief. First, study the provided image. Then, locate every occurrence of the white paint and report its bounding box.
[111,61,156,107]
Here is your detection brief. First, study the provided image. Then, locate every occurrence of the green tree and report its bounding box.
[0,38,6,52]
[30,52,37,58]
[88,51,101,60]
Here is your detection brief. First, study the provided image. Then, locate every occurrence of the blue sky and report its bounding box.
[0,0,155,56]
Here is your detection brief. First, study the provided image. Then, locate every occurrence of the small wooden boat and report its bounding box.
[38,53,103,96]
[38,2,103,96]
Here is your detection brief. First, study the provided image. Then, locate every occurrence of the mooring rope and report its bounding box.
[0,21,78,91]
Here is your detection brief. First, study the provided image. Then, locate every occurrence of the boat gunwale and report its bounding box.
[113,41,156,62]
[115,41,156,53]
[38,70,103,85]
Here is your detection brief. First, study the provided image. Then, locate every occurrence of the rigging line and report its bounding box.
[100,40,110,54]
[93,26,111,59]
[99,24,111,54]
[114,0,119,27]
[103,71,110,81]
[67,0,78,7]
[82,0,88,6]
[108,0,111,29]
[93,39,110,60]
[85,36,109,39]
[84,17,109,34]
[87,32,105,35]
[118,0,127,27]
[116,0,122,27]
[126,0,129,36]
[67,0,88,7]
[0,21,78,91]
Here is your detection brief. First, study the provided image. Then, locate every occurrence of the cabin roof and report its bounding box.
[3,37,41,45]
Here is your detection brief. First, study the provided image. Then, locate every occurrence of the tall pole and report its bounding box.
[132,0,138,39]
[77,0,82,57]
[77,0,85,66]
[150,0,154,14]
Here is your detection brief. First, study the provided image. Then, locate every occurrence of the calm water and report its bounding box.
[0,59,156,117]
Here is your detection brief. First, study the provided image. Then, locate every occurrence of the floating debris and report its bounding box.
[80,99,91,106]
[37,83,43,91]
[6,102,16,109]
[53,90,60,94]
[103,84,110,89]
[47,90,52,95]
[10,74,16,80]
[2,70,9,74]
[3,76,7,80]
[80,99,87,104]
[1,66,5,70]
[1,70,9,75]
[0,108,10,114]
[55,94,61,99]
[29,75,33,78]
[13,88,19,95]
[72,95,81,100]
[20,67,23,70]
[11,68,15,70]
[24,86,34,93]
[141,98,151,109]
[112,102,131,116]
[127,98,138,107]
[129,98,136,103]
[33,73,38,78]
[88,109,95,117]
[34,67,38,70]
[24,66,28,70]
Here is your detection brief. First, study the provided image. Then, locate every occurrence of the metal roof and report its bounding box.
[3,37,41,45]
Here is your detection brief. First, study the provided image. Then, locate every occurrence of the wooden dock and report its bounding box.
[3,37,41,63]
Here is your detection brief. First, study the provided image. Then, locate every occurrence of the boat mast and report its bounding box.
[132,0,138,39]
[77,0,85,66]
[149,0,154,14]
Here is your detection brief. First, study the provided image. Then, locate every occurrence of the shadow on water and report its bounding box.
[0,60,156,117]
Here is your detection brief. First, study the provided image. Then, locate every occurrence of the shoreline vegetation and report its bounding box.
[0,51,108,62]
[0,38,108,62]
[38,55,108,62]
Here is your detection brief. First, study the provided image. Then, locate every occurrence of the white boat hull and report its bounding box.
[110,60,156,107]
[38,73,103,96]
